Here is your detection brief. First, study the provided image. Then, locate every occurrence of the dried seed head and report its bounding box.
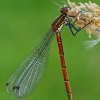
[67,0,100,48]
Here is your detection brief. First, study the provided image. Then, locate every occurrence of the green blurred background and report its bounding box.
[1,0,100,100]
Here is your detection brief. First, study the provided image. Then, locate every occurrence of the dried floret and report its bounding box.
[67,0,100,48]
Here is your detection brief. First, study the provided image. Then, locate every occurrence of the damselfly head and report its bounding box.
[60,6,69,14]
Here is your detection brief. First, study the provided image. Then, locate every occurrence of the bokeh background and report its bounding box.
[1,0,100,100]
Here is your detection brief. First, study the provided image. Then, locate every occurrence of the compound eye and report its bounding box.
[66,8,69,12]
[60,8,63,13]
[60,8,64,13]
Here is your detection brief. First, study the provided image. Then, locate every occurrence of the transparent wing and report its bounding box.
[6,28,55,100]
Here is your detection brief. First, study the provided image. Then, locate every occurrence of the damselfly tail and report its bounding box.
[56,33,73,100]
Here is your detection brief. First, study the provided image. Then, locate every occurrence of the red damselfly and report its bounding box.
[6,4,90,100]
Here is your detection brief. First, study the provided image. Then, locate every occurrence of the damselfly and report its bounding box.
[6,4,90,100]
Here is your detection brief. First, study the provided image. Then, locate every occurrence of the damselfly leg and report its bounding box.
[66,11,91,36]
